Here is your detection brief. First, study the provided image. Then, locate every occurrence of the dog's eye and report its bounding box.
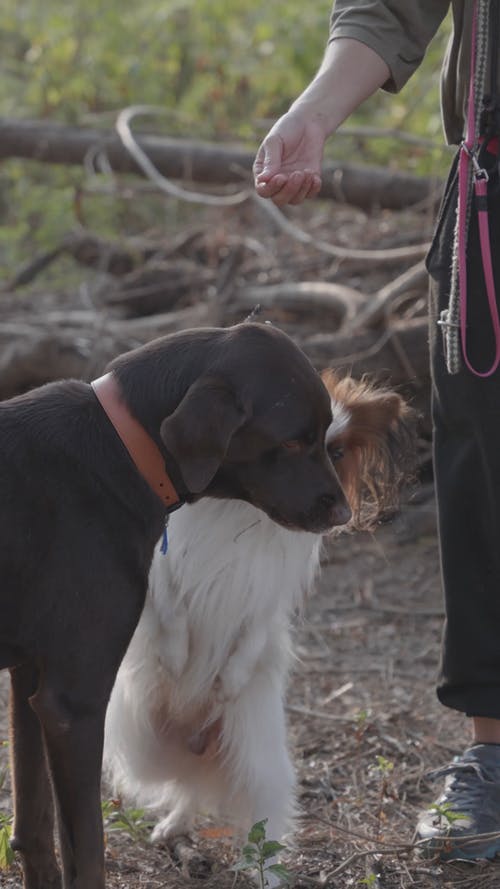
[303,429,317,446]
[329,446,344,463]
[282,440,302,453]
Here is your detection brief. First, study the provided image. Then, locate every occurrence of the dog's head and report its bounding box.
[322,371,416,531]
[156,323,351,533]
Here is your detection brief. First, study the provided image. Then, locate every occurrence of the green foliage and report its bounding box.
[101,798,154,843]
[373,755,394,777]
[0,0,451,150]
[428,801,466,826]
[232,819,292,888]
[0,0,452,278]
[0,0,332,138]
[0,160,80,267]
[0,812,14,871]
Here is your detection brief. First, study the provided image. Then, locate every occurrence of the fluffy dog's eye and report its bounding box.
[282,440,302,453]
[329,446,344,463]
[304,429,317,446]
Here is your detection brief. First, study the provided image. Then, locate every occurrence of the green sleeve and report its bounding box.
[329,0,451,92]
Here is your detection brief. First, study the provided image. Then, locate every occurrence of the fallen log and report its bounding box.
[228,281,366,329]
[0,304,212,399]
[0,305,429,397]
[0,116,440,211]
[105,261,216,317]
[227,262,428,334]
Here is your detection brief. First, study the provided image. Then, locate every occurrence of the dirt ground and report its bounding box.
[2,487,498,889]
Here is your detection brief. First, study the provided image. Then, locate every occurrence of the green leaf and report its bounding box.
[248,819,268,844]
[267,862,292,882]
[428,802,466,825]
[0,821,14,870]
[232,858,256,872]
[261,840,287,859]
[241,843,259,858]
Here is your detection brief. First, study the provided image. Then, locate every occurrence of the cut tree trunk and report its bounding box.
[0,116,441,211]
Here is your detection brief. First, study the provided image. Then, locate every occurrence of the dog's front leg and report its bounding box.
[9,663,62,889]
[30,681,107,889]
[222,671,295,889]
[216,619,270,702]
[223,667,295,845]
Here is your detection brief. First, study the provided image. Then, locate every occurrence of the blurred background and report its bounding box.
[0,0,450,276]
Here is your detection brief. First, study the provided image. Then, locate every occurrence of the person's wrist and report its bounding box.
[287,97,340,139]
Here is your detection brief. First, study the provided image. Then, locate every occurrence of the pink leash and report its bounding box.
[458,0,500,377]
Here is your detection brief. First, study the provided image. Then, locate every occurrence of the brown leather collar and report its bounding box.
[91,372,181,510]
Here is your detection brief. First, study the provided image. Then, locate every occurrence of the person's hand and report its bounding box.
[253,110,327,206]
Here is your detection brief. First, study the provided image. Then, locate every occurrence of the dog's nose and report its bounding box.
[319,493,352,527]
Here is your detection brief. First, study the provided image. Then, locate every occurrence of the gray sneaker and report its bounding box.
[415,744,500,861]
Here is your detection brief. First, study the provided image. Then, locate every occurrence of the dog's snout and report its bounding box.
[319,493,352,527]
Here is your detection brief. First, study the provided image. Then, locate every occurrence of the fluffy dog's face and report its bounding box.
[322,371,415,531]
[159,324,351,533]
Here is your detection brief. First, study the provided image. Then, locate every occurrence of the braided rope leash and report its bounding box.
[441,0,500,376]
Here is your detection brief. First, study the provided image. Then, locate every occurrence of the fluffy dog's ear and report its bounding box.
[160,377,250,493]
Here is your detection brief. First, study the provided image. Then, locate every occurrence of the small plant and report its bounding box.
[232,819,292,888]
[369,755,396,841]
[355,709,369,727]
[428,801,466,827]
[373,755,394,777]
[0,812,14,871]
[101,799,154,844]
[359,874,378,886]
[354,709,370,744]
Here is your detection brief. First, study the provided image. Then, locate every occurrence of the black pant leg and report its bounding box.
[429,147,500,717]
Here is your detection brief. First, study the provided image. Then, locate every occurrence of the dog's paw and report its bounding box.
[150,812,193,846]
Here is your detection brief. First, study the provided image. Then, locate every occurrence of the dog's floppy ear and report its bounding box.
[160,376,250,493]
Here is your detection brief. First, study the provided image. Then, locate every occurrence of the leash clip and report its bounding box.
[461,140,489,181]
[437,308,460,331]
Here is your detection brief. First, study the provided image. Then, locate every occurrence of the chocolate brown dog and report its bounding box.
[0,322,350,889]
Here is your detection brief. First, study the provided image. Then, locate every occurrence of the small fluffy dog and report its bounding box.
[104,372,413,860]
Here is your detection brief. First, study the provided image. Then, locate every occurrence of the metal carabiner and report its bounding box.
[461,139,490,180]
